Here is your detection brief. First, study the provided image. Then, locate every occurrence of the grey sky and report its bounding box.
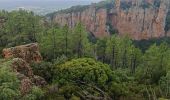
[0,0,103,15]
[0,0,102,9]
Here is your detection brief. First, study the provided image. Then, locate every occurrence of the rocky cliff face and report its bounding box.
[112,0,170,40]
[12,58,46,95]
[1,43,46,95]
[54,5,109,37]
[52,0,170,40]
[2,43,42,63]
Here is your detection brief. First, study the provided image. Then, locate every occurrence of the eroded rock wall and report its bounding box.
[12,58,46,95]
[1,43,46,95]
[54,6,109,37]
[112,0,170,40]
[2,43,42,63]
[53,0,170,40]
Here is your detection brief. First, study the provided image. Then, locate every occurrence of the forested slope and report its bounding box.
[49,0,170,40]
[0,9,170,100]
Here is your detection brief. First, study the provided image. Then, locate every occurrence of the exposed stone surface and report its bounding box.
[54,6,109,38]
[1,43,46,95]
[32,75,47,87]
[12,58,33,78]
[112,0,170,40]
[2,43,42,63]
[53,0,170,40]
[11,58,47,95]
[20,78,33,95]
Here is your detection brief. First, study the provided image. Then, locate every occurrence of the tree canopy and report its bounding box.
[0,10,170,100]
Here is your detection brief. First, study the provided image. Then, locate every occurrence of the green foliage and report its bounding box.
[140,1,152,9]
[46,5,89,20]
[31,61,55,83]
[158,98,169,100]
[120,1,132,10]
[54,58,113,86]
[133,37,170,52]
[165,11,170,32]
[71,23,92,58]
[159,71,170,98]
[53,55,68,65]
[39,23,92,60]
[57,5,89,14]
[95,0,115,10]
[154,0,161,8]
[1,7,170,100]
[52,58,130,99]
[46,0,114,18]
[0,10,43,54]
[96,38,108,62]
[137,43,170,84]
[0,59,45,100]
[0,60,20,100]
[50,58,143,99]
[39,25,70,60]
[22,86,44,100]
[106,22,118,35]
[106,35,142,72]
[39,27,56,60]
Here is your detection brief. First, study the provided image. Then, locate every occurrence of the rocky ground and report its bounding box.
[1,43,46,95]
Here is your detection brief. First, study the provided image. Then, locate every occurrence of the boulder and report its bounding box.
[11,58,47,95]
[12,58,33,78]
[2,43,42,63]
[1,43,46,95]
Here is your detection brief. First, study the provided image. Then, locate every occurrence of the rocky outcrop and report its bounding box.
[52,0,170,40]
[12,58,46,95]
[2,43,42,63]
[54,6,109,37]
[111,0,170,40]
[2,43,46,95]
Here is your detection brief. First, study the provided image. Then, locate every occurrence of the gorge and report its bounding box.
[49,0,170,40]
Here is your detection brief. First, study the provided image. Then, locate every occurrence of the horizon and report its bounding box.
[0,0,103,10]
[0,0,103,15]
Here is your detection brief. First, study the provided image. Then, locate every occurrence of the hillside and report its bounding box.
[48,0,170,40]
[0,0,102,15]
[1,1,170,100]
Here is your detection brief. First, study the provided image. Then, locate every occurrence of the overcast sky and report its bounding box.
[0,0,103,10]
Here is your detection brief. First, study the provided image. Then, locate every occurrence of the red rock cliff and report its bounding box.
[53,0,170,40]
[1,43,46,95]
[54,5,109,38]
[112,0,170,40]
[2,43,42,63]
